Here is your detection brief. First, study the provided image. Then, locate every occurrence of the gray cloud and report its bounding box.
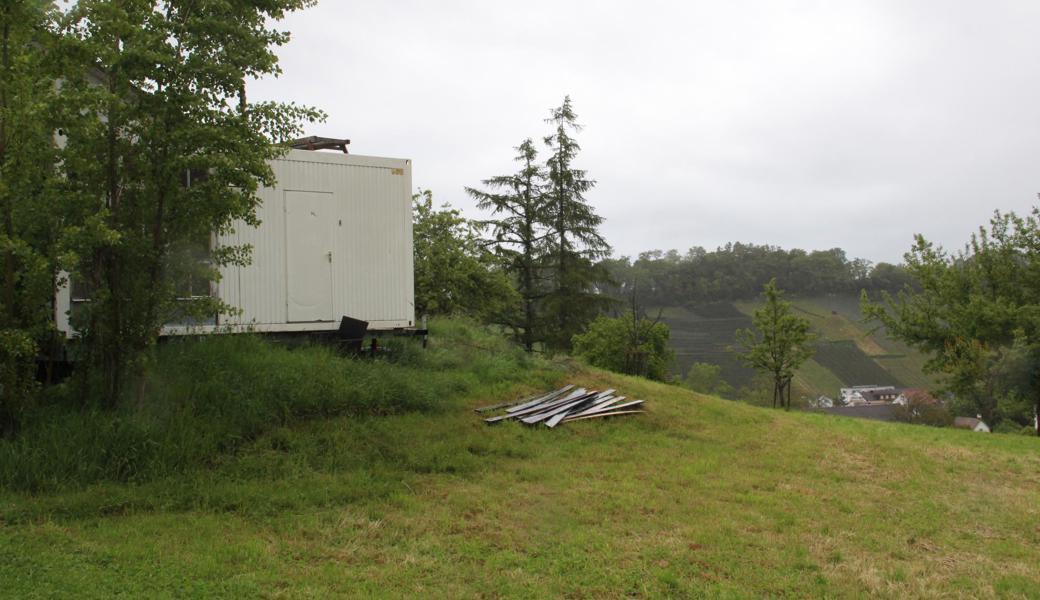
[250,0,1040,264]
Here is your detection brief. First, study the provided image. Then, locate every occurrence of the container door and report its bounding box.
[285,190,334,322]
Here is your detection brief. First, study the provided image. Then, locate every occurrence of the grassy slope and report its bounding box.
[1,365,1038,597]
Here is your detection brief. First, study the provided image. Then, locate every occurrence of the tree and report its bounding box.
[467,139,549,351]
[542,96,611,350]
[412,190,518,320]
[54,0,323,404]
[571,311,674,381]
[684,362,735,398]
[891,389,952,427]
[0,0,62,433]
[734,279,816,410]
[863,209,1040,436]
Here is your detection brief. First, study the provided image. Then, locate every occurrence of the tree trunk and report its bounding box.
[521,214,535,353]
[101,49,123,407]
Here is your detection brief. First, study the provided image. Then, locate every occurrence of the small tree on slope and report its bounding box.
[734,279,816,410]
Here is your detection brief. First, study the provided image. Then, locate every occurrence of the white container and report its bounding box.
[56,149,415,335]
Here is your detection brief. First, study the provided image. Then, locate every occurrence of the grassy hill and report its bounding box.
[0,323,1037,597]
[658,294,940,400]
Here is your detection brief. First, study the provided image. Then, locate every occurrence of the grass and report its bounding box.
[813,341,903,388]
[807,295,939,390]
[1,322,1039,597]
[0,319,559,492]
[792,357,846,400]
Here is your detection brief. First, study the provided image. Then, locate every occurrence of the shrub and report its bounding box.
[684,362,735,398]
[572,312,674,381]
[891,390,952,427]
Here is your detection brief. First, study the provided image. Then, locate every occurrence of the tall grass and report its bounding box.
[0,319,560,492]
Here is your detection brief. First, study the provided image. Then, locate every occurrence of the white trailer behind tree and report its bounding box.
[56,146,416,337]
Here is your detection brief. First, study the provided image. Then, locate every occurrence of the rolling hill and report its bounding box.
[658,293,940,400]
[1,348,1036,597]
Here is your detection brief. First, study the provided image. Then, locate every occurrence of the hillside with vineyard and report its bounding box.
[657,293,940,401]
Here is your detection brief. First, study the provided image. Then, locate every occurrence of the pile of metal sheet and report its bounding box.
[476,385,644,428]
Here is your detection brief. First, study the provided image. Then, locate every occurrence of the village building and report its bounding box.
[953,417,991,433]
[839,385,907,406]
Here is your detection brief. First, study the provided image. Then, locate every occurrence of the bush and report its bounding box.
[0,319,559,491]
[891,390,952,427]
[0,329,38,434]
[572,312,674,381]
[684,362,735,398]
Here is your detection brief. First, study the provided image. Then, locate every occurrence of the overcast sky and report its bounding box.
[249,0,1040,265]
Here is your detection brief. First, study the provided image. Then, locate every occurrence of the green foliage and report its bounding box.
[541,97,612,350]
[53,0,324,404]
[572,312,674,381]
[0,318,559,492]
[0,1,63,432]
[467,139,550,351]
[863,209,1040,435]
[735,372,777,408]
[684,362,735,398]
[412,190,519,320]
[891,390,952,427]
[734,279,816,409]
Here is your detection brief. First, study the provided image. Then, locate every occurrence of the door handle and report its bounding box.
[326,251,333,263]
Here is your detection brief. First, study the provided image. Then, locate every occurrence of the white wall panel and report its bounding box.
[216,150,414,331]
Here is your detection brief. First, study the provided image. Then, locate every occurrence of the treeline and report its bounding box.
[600,244,914,308]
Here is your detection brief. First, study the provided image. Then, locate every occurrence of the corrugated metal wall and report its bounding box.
[218,150,414,329]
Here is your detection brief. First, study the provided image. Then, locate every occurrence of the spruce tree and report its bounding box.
[541,96,611,350]
[466,139,549,352]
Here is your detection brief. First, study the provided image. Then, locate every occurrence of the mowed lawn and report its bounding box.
[2,370,1039,598]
